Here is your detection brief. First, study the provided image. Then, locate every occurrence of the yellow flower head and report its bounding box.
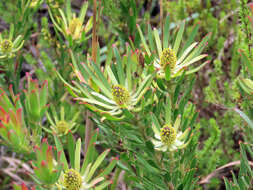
[0,39,13,54]
[56,120,69,135]
[68,18,83,40]
[30,0,40,7]
[112,85,130,106]
[160,48,177,70]
[63,169,82,190]
[160,124,177,147]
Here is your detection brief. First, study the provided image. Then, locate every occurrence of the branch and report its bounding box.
[198,160,253,184]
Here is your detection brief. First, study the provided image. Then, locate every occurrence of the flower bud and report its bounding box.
[112,85,130,106]
[160,124,177,146]
[68,18,83,40]
[160,48,177,70]
[0,39,13,54]
[56,120,69,135]
[63,169,82,190]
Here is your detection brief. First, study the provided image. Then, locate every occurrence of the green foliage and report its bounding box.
[239,0,253,60]
[197,119,221,175]
[224,143,253,190]
[101,0,143,45]
[0,1,252,189]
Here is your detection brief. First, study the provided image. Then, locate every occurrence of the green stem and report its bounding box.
[110,168,121,190]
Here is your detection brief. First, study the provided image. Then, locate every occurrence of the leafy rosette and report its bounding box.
[151,114,192,152]
[137,16,210,80]
[49,0,92,43]
[58,46,154,121]
[30,138,63,185]
[0,24,24,59]
[0,86,31,153]
[55,130,117,190]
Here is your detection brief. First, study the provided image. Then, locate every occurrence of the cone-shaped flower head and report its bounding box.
[0,27,24,59]
[0,39,13,54]
[44,106,80,136]
[160,124,177,147]
[160,48,177,70]
[111,85,130,106]
[56,120,69,134]
[151,114,192,152]
[63,169,82,190]
[68,17,83,40]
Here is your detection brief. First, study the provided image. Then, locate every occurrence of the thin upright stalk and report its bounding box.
[160,0,163,46]
[84,0,98,155]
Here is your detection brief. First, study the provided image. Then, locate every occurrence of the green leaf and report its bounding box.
[156,78,166,91]
[165,96,171,124]
[148,24,156,53]
[75,138,81,172]
[151,113,161,130]
[56,71,81,96]
[181,54,208,68]
[177,42,198,64]
[153,28,162,57]
[53,135,68,170]
[137,24,151,56]
[90,60,111,90]
[163,15,170,50]
[98,158,117,178]
[81,130,98,174]
[180,23,199,56]
[82,63,112,98]
[86,149,110,182]
[76,97,116,110]
[173,72,185,105]
[173,21,185,55]
[48,9,63,34]
[126,55,133,91]
[106,65,119,85]
[185,60,210,75]
[67,132,75,168]
[233,108,253,130]
[133,74,153,99]
[224,177,232,189]
[183,33,210,65]
[122,109,134,119]
[113,46,125,85]
[79,2,88,22]
[9,23,14,40]
[165,65,171,81]
[136,155,159,174]
[240,50,253,75]
[59,9,68,29]
[94,181,112,190]
[117,161,131,172]
[66,0,71,22]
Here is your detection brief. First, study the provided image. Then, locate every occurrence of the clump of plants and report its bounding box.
[0,0,252,190]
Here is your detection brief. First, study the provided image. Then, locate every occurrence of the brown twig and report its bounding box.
[160,0,163,46]
[84,0,99,155]
[198,160,253,184]
[91,0,97,63]
[1,156,33,185]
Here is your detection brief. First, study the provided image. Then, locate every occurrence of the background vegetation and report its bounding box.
[0,0,252,189]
